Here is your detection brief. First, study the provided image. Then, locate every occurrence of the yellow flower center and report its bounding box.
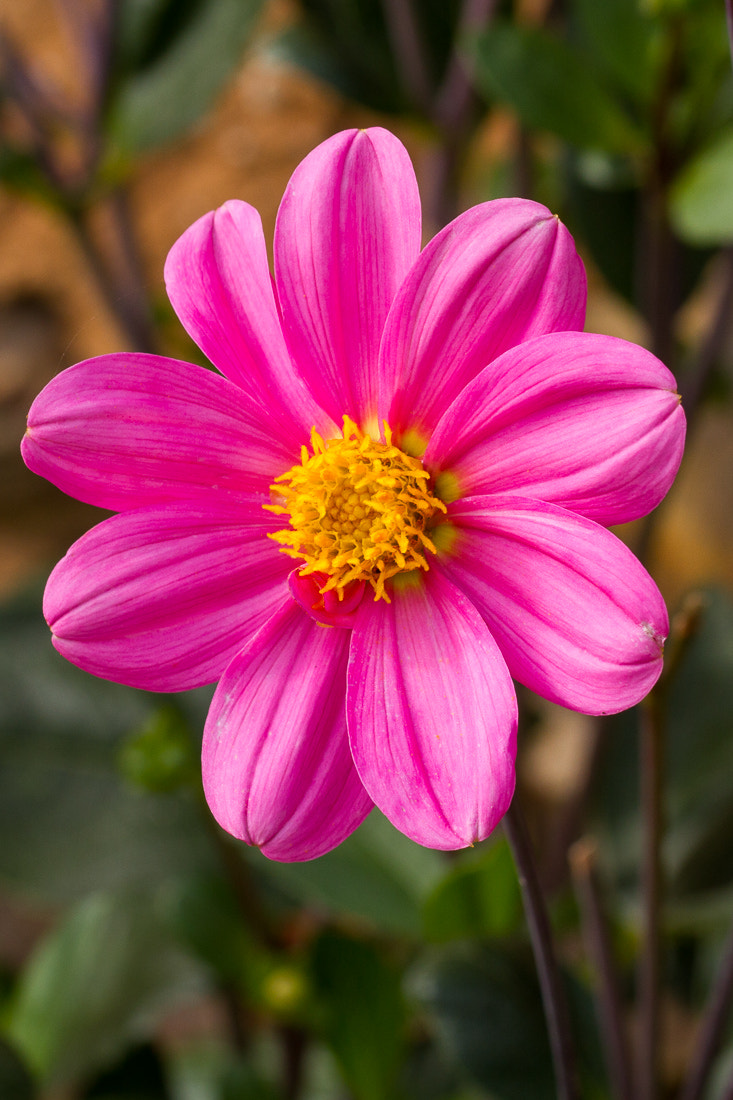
[266,417,446,602]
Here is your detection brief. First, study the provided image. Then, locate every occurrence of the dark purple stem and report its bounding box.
[381,0,432,113]
[678,924,733,1100]
[570,839,633,1100]
[433,0,498,132]
[504,800,580,1100]
[637,692,665,1100]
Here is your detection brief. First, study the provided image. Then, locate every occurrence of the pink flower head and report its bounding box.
[22,128,685,861]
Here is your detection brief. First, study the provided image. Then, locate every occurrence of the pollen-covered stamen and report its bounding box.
[266,417,446,602]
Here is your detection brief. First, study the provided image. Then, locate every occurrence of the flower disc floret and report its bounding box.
[267,417,446,601]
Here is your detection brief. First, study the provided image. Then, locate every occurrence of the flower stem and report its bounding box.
[504,799,580,1100]
[637,691,665,1100]
[570,838,633,1100]
[678,920,733,1100]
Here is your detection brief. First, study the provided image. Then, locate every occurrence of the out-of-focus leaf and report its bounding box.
[6,890,207,1088]
[278,0,462,115]
[563,154,640,302]
[571,0,661,104]
[311,930,404,1100]
[258,810,443,937]
[116,0,210,73]
[0,590,216,904]
[472,22,645,154]
[109,0,265,151]
[670,128,733,245]
[409,943,555,1100]
[422,838,522,942]
[159,873,269,993]
[0,1038,34,1100]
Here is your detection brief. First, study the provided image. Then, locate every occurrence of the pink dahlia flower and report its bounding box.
[22,128,685,861]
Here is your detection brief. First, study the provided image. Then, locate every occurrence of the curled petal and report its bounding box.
[45,500,290,692]
[21,354,301,511]
[425,332,685,525]
[202,601,373,861]
[384,198,586,443]
[347,572,517,850]
[275,127,422,428]
[164,200,328,436]
[439,495,669,714]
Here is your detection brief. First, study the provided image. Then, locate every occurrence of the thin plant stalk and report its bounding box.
[570,839,633,1100]
[504,799,580,1100]
[637,690,666,1100]
[679,922,733,1100]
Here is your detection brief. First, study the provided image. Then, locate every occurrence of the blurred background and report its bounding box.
[2,1,733,1098]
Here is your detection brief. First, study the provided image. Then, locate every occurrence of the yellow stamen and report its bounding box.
[266,417,446,602]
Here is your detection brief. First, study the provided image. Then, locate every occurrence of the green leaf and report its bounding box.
[670,128,733,245]
[409,943,555,1100]
[0,590,216,904]
[472,22,645,154]
[279,0,463,116]
[571,0,661,104]
[6,890,207,1087]
[159,873,270,994]
[109,0,265,151]
[258,810,443,937]
[0,1038,35,1100]
[422,838,522,942]
[311,931,405,1100]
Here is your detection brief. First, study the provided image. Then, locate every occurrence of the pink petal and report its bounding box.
[425,332,685,525]
[439,495,669,714]
[347,571,517,850]
[22,354,302,511]
[274,127,422,428]
[164,199,329,437]
[44,500,291,692]
[383,199,587,445]
[202,601,373,861]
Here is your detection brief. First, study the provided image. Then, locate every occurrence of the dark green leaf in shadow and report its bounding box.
[422,837,522,943]
[6,890,208,1088]
[570,0,661,105]
[562,152,640,303]
[279,0,462,116]
[0,1038,35,1100]
[158,872,271,994]
[408,943,555,1100]
[109,0,265,152]
[311,930,405,1100]
[472,22,645,155]
[116,0,210,73]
